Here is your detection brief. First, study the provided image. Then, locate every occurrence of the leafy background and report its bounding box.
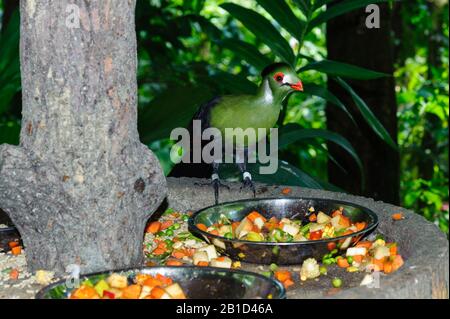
[0,0,448,234]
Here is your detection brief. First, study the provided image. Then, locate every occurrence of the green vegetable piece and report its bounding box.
[94,279,110,297]
[173,223,181,230]
[165,229,174,236]
[331,249,338,255]
[269,263,278,272]
[347,256,354,264]
[163,208,175,215]
[246,231,264,241]
[323,258,333,265]
[319,266,328,275]
[332,277,342,288]
[375,234,385,241]
[81,279,94,287]
[224,232,233,239]
[261,271,272,278]
[300,223,311,234]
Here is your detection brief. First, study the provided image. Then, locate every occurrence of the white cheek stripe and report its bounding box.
[211,173,219,181]
[243,172,252,180]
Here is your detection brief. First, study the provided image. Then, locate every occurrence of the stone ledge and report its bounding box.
[165,177,449,299]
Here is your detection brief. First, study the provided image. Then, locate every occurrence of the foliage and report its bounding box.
[0,0,447,233]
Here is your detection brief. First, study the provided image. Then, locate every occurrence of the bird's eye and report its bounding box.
[273,72,284,82]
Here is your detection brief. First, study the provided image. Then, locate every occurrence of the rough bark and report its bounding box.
[0,0,166,274]
[326,3,400,204]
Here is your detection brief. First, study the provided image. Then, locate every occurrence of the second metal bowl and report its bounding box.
[189,197,378,265]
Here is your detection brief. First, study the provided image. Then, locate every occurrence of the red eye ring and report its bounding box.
[273,72,284,82]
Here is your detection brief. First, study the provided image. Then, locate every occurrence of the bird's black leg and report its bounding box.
[211,162,229,204]
[236,150,256,198]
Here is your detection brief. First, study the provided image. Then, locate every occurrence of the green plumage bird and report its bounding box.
[170,62,303,203]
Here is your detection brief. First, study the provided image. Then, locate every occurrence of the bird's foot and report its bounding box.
[240,172,256,198]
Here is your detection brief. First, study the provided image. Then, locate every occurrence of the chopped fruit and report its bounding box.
[392,213,404,221]
[11,246,22,255]
[122,284,142,299]
[70,285,100,299]
[336,257,350,268]
[9,268,19,280]
[165,283,186,299]
[107,273,128,289]
[146,221,162,234]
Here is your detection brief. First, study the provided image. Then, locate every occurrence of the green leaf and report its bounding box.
[312,0,335,11]
[210,71,258,95]
[221,3,295,64]
[335,77,398,150]
[219,38,273,72]
[308,0,394,32]
[278,123,364,178]
[299,59,389,80]
[255,0,305,40]
[293,0,311,16]
[138,86,213,143]
[302,82,355,123]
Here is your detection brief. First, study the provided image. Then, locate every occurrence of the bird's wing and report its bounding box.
[192,96,222,130]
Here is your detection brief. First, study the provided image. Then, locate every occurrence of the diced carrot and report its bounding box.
[157,241,167,249]
[327,242,337,251]
[283,279,294,288]
[184,248,195,257]
[197,223,208,232]
[122,284,142,299]
[247,211,266,223]
[355,221,367,231]
[8,241,19,249]
[150,286,166,299]
[11,246,21,255]
[152,247,166,255]
[356,241,372,249]
[281,187,292,195]
[352,255,364,263]
[171,212,180,218]
[160,220,173,230]
[143,277,163,288]
[156,274,173,286]
[146,221,161,234]
[197,261,209,267]
[216,256,226,262]
[166,260,183,266]
[338,215,351,228]
[332,210,343,217]
[392,255,404,271]
[389,243,398,256]
[309,230,323,240]
[274,270,291,282]
[9,268,19,280]
[383,260,393,274]
[209,229,219,236]
[337,257,350,268]
[308,213,317,222]
[392,213,404,220]
[372,258,385,271]
[231,222,240,232]
[172,250,185,259]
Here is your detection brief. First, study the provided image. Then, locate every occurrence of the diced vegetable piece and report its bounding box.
[245,231,265,241]
[122,284,142,299]
[166,260,183,266]
[360,274,374,286]
[146,221,161,234]
[107,273,128,289]
[309,230,323,240]
[165,283,187,299]
[8,241,19,249]
[308,213,317,222]
[274,270,291,282]
[340,237,353,249]
[317,212,331,224]
[356,241,372,249]
[327,242,337,251]
[281,223,300,236]
[197,245,218,261]
[391,255,404,271]
[392,213,404,220]
[70,286,100,299]
[337,257,350,268]
[11,246,22,255]
[9,269,19,280]
[234,217,253,238]
[374,246,390,260]
[219,225,233,236]
[103,290,116,299]
[35,270,54,285]
[300,258,320,281]
[332,277,342,288]
[346,247,367,256]
[150,286,171,299]
[94,279,110,297]
[193,251,209,265]
[210,256,232,268]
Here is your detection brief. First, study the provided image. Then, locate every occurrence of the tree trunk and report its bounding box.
[0,0,166,274]
[326,3,400,204]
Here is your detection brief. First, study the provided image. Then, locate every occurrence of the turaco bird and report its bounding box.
[170,62,303,204]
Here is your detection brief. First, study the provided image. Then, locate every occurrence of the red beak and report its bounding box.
[290,81,303,91]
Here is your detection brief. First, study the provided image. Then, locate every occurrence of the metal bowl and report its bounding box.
[188,197,378,265]
[35,266,285,299]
